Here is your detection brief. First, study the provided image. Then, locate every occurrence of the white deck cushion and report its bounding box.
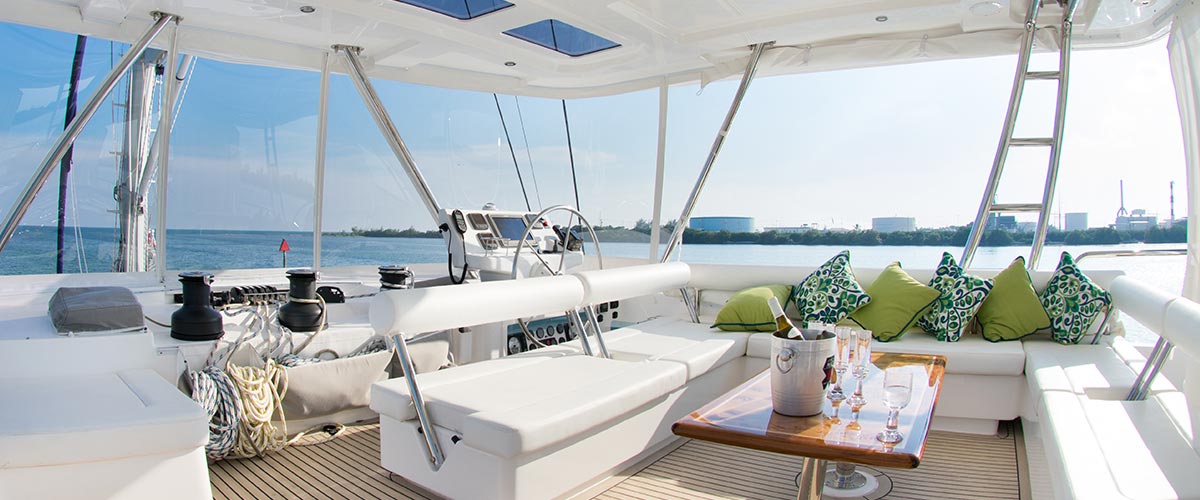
[749,329,1025,376]
[1043,391,1200,500]
[871,333,1026,376]
[572,262,690,304]
[0,369,207,468]
[1024,340,1177,401]
[372,355,687,457]
[599,317,750,380]
[370,275,584,337]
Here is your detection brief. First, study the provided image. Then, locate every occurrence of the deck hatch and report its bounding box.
[504,19,620,57]
[392,0,513,20]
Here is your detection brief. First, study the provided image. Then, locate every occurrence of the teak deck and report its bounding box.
[209,420,1023,500]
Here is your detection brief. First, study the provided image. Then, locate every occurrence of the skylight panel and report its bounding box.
[393,0,513,20]
[504,19,620,57]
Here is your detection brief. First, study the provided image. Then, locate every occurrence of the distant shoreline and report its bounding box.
[21,224,1186,246]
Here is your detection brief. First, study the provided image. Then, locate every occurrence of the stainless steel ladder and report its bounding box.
[961,0,1081,269]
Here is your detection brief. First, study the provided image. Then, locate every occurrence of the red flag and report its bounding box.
[279,239,290,252]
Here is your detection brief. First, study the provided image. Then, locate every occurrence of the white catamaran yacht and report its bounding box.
[1,1,1199,499]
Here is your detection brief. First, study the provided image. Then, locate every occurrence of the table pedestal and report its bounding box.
[823,462,880,497]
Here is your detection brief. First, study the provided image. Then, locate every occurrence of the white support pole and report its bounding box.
[648,81,668,262]
[313,53,330,269]
[154,18,182,282]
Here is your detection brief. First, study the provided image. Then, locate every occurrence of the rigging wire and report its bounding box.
[512,97,543,209]
[493,94,531,211]
[70,176,87,272]
[561,99,581,211]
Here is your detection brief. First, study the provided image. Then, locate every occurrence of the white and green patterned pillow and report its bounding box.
[791,250,870,326]
[917,252,993,342]
[1040,252,1112,344]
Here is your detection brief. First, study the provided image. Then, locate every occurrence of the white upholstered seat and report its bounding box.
[1025,340,1177,405]
[1041,391,1200,500]
[600,317,750,381]
[372,355,687,457]
[0,368,210,500]
[0,369,207,468]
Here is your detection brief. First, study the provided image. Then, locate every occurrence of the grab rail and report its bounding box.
[1074,248,1186,263]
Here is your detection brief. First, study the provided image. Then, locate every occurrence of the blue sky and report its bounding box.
[0,21,1185,234]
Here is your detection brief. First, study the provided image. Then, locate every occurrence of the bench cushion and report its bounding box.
[601,318,750,380]
[372,355,687,457]
[1024,340,1177,403]
[749,329,1025,376]
[0,369,208,468]
[871,332,1026,376]
[1042,391,1200,500]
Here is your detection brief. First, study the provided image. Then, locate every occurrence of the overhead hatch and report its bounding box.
[392,0,513,20]
[504,19,621,56]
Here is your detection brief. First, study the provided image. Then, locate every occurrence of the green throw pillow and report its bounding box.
[1040,252,1112,344]
[791,250,871,326]
[977,256,1051,342]
[848,262,940,342]
[917,252,994,342]
[711,285,793,332]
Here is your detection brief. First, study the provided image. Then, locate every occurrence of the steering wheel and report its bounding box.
[508,205,605,352]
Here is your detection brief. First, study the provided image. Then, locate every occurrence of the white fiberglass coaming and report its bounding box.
[0,0,1182,98]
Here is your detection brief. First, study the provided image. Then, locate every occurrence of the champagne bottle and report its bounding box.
[768,296,802,339]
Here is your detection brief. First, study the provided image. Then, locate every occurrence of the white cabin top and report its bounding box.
[1,0,1179,98]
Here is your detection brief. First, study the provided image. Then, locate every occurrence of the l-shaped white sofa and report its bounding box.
[371,261,1200,500]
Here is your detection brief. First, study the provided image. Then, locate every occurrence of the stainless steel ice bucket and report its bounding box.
[770,328,836,416]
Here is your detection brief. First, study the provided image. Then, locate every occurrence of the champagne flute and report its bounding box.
[828,326,852,402]
[877,367,912,444]
[848,329,872,407]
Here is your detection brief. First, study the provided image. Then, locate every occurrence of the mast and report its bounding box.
[55,35,86,274]
[114,49,166,272]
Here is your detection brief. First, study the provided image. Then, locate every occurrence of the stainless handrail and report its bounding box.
[1074,248,1187,263]
[1127,337,1174,401]
[389,333,446,470]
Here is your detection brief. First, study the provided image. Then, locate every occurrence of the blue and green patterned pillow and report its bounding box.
[1040,252,1112,344]
[791,250,870,326]
[918,252,993,342]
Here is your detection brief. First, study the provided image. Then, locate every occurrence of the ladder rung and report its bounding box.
[1026,71,1061,80]
[990,203,1044,213]
[1010,137,1054,146]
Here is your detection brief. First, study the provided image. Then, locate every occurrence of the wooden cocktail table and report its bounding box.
[672,352,947,500]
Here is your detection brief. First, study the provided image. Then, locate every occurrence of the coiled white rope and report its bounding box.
[226,358,288,458]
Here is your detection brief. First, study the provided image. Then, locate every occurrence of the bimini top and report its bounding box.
[2,0,1179,98]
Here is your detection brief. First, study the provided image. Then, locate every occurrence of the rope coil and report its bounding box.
[186,297,390,461]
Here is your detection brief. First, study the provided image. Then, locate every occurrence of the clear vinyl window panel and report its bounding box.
[163,58,318,271]
[0,23,138,275]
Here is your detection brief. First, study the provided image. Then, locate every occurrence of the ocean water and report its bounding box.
[2,226,1182,344]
